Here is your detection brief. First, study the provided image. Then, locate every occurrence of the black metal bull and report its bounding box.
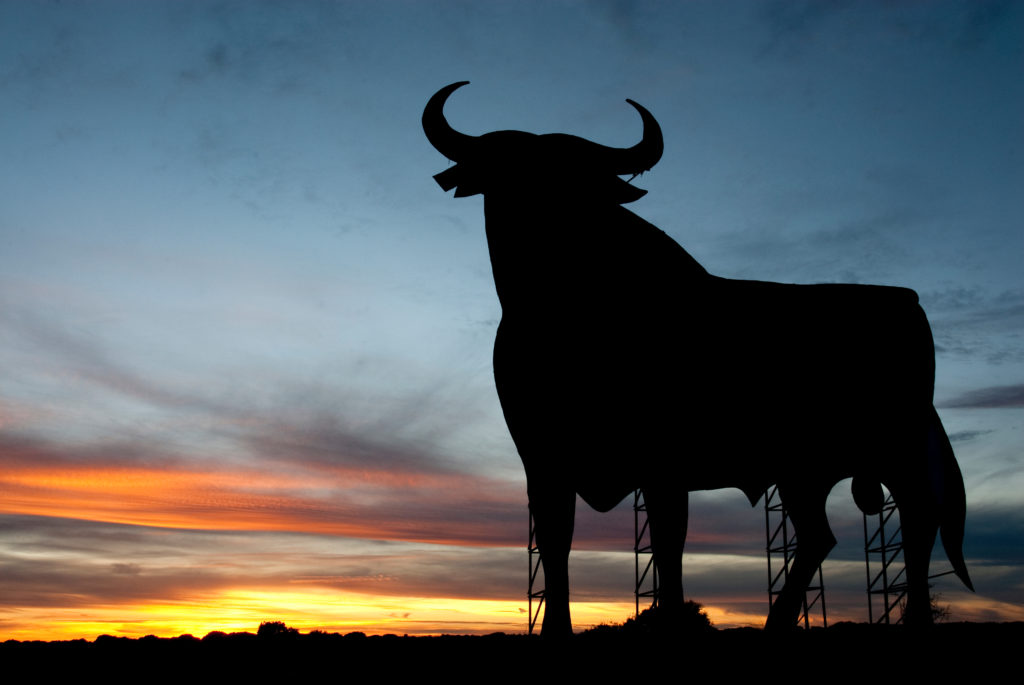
[423,81,972,635]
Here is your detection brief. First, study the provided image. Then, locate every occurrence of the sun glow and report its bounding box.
[0,587,636,641]
[699,605,767,629]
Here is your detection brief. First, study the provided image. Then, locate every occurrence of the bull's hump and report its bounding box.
[718,278,920,308]
[813,282,919,303]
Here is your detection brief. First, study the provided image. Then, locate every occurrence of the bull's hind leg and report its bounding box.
[765,484,836,630]
[888,480,939,625]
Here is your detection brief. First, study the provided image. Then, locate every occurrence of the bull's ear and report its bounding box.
[434,164,484,197]
[433,166,461,191]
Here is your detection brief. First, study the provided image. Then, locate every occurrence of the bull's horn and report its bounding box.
[423,81,474,161]
[606,99,663,175]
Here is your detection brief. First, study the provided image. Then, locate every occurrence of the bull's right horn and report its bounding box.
[423,81,475,161]
[606,99,663,175]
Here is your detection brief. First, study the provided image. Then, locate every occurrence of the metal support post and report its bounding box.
[633,489,659,616]
[864,492,906,624]
[527,508,545,634]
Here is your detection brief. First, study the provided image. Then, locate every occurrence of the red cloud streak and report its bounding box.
[0,456,526,547]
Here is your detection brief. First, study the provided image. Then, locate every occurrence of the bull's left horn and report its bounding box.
[606,99,663,175]
[423,81,475,161]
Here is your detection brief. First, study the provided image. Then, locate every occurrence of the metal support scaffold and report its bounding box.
[529,492,662,633]
[527,508,544,635]
[634,489,659,615]
[863,490,960,624]
[764,486,827,628]
[863,488,961,624]
[863,491,906,624]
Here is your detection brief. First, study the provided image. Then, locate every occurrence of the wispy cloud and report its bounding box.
[949,429,995,443]
[940,384,1024,409]
[927,289,1024,364]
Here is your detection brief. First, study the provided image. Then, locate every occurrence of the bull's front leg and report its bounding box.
[764,484,835,630]
[645,486,689,627]
[528,479,576,637]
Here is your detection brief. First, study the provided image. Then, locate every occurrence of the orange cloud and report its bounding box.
[0,460,522,546]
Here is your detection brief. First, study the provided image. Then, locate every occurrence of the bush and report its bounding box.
[257,621,299,639]
[583,601,714,636]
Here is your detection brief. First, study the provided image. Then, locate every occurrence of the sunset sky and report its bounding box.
[1,1,1022,640]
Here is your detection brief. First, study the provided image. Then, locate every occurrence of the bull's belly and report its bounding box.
[492,316,931,508]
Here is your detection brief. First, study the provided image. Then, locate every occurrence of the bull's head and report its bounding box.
[423,81,663,204]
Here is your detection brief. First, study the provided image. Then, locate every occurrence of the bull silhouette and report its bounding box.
[423,81,972,636]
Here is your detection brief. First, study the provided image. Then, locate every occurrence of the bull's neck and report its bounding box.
[483,194,597,314]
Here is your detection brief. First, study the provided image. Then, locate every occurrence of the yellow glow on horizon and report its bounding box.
[0,587,637,642]
[700,605,767,629]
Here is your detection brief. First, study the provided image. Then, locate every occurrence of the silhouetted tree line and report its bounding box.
[1,620,1022,677]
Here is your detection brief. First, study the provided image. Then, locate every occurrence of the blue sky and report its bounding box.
[0,1,1021,636]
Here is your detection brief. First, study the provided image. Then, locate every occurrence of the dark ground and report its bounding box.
[3,622,1020,677]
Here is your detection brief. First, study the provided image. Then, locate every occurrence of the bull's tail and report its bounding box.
[933,407,974,592]
[852,409,973,593]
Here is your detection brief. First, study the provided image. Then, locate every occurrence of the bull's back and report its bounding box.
[698,278,933,394]
[685,278,937,472]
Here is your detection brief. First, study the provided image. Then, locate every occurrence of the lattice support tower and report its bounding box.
[633,489,659,616]
[863,488,962,624]
[764,486,827,628]
[527,508,545,635]
[863,490,907,623]
[529,491,662,633]
[864,493,964,625]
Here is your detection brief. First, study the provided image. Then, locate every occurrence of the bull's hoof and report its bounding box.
[539,626,574,639]
[539,612,573,639]
[764,608,802,632]
[901,602,936,627]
